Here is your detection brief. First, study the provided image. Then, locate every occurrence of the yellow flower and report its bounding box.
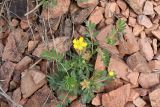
[108,70,115,77]
[80,79,90,90]
[73,37,87,51]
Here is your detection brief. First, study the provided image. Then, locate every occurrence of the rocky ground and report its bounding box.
[0,0,160,107]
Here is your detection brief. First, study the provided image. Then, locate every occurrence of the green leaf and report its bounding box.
[101,50,110,66]
[41,49,64,61]
[86,21,96,33]
[116,19,126,32]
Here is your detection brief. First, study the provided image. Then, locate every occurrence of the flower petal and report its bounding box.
[79,37,84,42]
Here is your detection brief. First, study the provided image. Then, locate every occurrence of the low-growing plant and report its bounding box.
[106,19,126,45]
[41,21,116,107]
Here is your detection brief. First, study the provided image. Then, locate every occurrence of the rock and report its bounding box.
[102,84,131,107]
[41,0,70,20]
[105,3,117,18]
[95,54,105,71]
[20,20,29,30]
[127,72,139,86]
[125,0,145,14]
[138,73,159,88]
[133,24,144,36]
[103,79,124,92]
[138,15,153,28]
[0,42,4,57]
[24,85,52,107]
[128,89,140,101]
[152,29,160,40]
[72,7,95,24]
[118,25,139,56]
[139,32,154,61]
[126,52,151,73]
[149,88,160,107]
[152,39,157,55]
[143,1,154,15]
[133,97,146,107]
[92,94,101,106]
[21,69,46,98]
[145,24,159,35]
[10,19,19,27]
[15,56,33,71]
[2,28,29,62]
[108,55,131,81]
[149,60,160,72]
[77,0,98,8]
[28,40,39,52]
[96,25,119,55]
[154,5,160,16]
[12,88,21,104]
[125,102,136,107]
[88,6,104,25]
[0,61,15,92]
[121,8,129,18]
[134,88,148,97]
[70,100,86,107]
[128,17,136,27]
[117,0,127,11]
[33,37,71,57]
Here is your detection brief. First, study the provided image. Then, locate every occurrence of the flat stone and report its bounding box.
[127,52,151,73]
[138,73,159,88]
[149,60,160,72]
[152,29,160,40]
[143,1,154,15]
[154,5,160,16]
[102,84,131,107]
[149,88,160,107]
[138,15,153,28]
[133,97,146,107]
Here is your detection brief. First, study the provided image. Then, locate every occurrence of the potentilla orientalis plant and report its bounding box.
[41,20,121,107]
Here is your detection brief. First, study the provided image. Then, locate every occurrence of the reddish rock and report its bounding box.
[33,37,70,57]
[21,69,46,98]
[128,17,136,27]
[24,85,52,107]
[117,0,127,11]
[41,0,70,19]
[134,88,149,97]
[118,25,139,56]
[77,0,98,8]
[102,84,131,107]
[125,102,136,107]
[154,5,160,15]
[92,94,101,106]
[138,15,153,28]
[149,88,160,107]
[103,79,124,92]
[0,61,15,92]
[95,54,105,71]
[96,25,119,55]
[105,3,117,18]
[10,19,19,27]
[139,32,154,61]
[128,89,140,101]
[125,0,145,14]
[15,56,33,71]
[126,52,151,73]
[127,72,139,86]
[28,40,39,52]
[138,73,159,88]
[152,39,157,55]
[149,60,160,72]
[2,28,29,62]
[88,6,104,25]
[143,1,154,15]
[20,20,29,30]
[70,100,86,107]
[152,29,160,40]
[122,8,129,18]
[133,24,144,36]
[108,55,131,81]
[133,97,146,107]
[12,88,21,104]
